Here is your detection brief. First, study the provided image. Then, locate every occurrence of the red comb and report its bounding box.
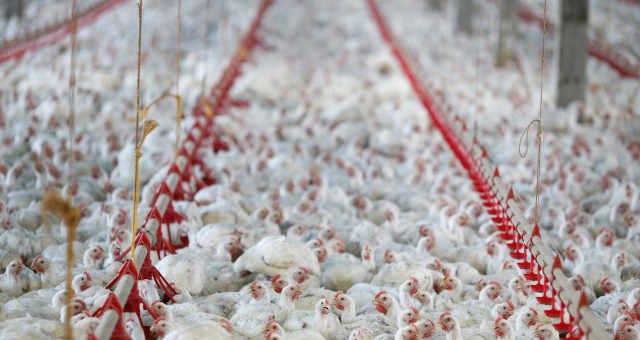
[599,227,612,234]
[506,299,514,310]
[74,298,86,310]
[619,320,635,331]
[488,280,502,288]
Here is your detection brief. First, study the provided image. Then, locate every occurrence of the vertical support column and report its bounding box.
[556,0,589,116]
[496,0,519,67]
[428,0,445,12]
[4,0,24,19]
[456,0,473,35]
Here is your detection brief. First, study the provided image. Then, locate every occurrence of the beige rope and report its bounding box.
[519,0,547,224]
[131,0,143,260]
[67,0,78,194]
[176,0,182,154]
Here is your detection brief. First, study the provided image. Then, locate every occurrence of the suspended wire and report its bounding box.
[67,0,78,192]
[519,0,548,224]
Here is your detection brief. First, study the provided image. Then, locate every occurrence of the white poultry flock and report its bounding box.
[0,0,637,339]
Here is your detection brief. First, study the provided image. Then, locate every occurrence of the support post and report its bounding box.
[456,0,473,35]
[428,0,445,12]
[496,0,519,67]
[556,0,589,117]
[4,0,24,19]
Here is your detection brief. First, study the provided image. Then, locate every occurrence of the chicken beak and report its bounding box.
[373,299,387,314]
[30,261,42,273]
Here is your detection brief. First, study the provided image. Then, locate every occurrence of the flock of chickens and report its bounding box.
[1,0,639,339]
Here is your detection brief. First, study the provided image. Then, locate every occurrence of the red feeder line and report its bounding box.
[104,257,158,339]
[92,292,131,340]
[365,0,609,338]
[0,0,130,64]
[93,1,274,339]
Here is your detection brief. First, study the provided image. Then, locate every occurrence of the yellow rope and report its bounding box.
[131,0,143,260]
[130,92,181,260]
[176,0,182,155]
[41,190,79,340]
[139,94,183,157]
[67,0,78,196]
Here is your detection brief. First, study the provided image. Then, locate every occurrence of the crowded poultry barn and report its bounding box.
[0,0,639,339]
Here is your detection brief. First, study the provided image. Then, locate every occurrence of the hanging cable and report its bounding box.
[518,0,547,223]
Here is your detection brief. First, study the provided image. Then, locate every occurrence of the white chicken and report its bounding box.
[230,284,302,338]
[234,236,320,277]
[82,245,105,269]
[0,260,30,297]
[373,290,401,327]
[29,255,64,288]
[285,297,345,339]
[151,316,235,340]
[533,323,560,340]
